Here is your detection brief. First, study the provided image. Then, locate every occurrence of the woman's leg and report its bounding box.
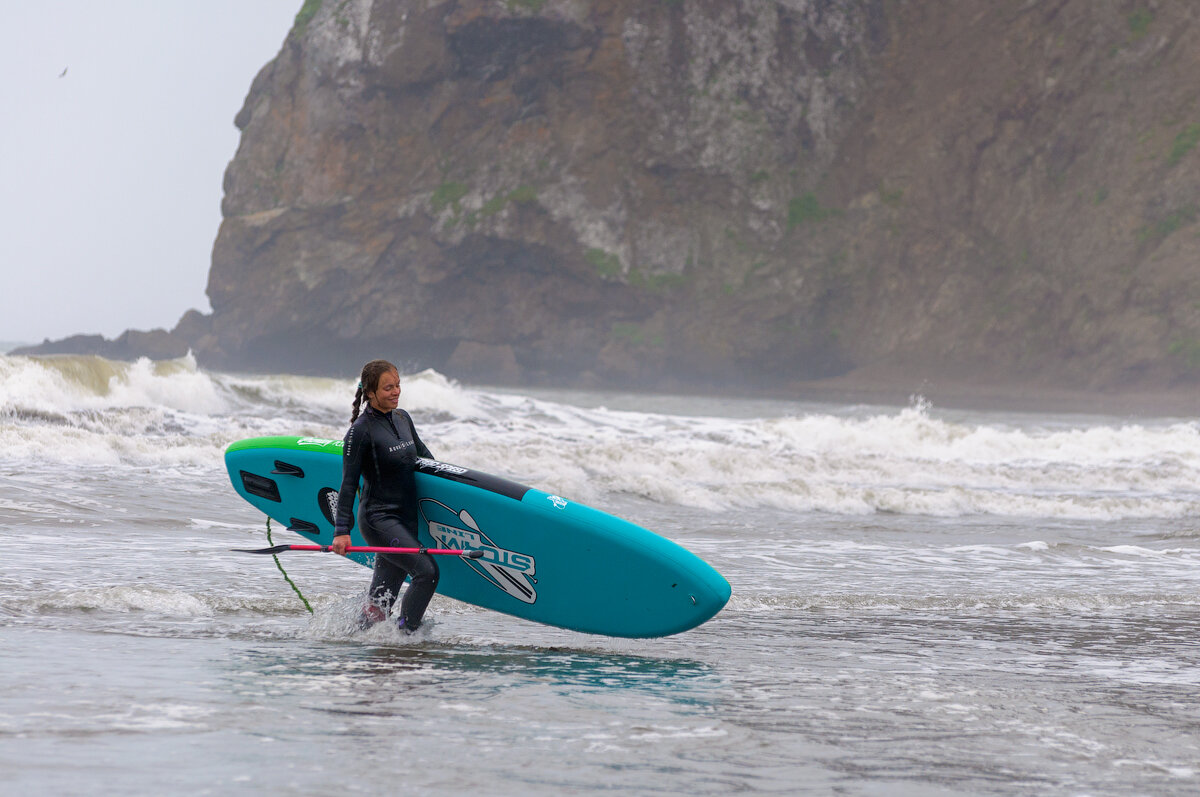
[367,549,409,612]
[362,513,440,629]
[353,515,409,628]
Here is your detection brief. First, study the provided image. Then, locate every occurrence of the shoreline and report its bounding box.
[495,369,1200,419]
[787,371,1200,419]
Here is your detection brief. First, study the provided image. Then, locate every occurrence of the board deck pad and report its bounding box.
[225,436,730,637]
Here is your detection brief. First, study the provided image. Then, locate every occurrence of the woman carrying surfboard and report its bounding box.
[331,359,438,632]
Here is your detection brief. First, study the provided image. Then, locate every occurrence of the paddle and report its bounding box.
[234,544,485,558]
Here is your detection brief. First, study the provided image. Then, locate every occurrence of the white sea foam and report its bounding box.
[18,585,326,617]
[37,585,215,616]
[429,398,1200,520]
[3,353,1199,520]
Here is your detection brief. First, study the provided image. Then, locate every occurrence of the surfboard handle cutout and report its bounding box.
[271,460,305,478]
[287,518,321,536]
[240,471,281,503]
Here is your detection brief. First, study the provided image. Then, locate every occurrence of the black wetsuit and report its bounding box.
[334,405,439,628]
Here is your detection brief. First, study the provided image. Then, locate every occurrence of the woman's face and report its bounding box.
[367,369,401,413]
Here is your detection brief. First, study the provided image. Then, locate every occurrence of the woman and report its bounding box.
[331,359,439,633]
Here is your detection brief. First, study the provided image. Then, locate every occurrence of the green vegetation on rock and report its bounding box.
[481,185,539,217]
[1168,337,1200,370]
[1127,8,1153,38]
[787,192,841,230]
[611,322,665,348]
[508,185,538,203]
[293,0,322,32]
[506,0,547,12]
[432,182,469,214]
[586,248,622,278]
[1167,124,1200,167]
[1137,204,1198,245]
[435,184,538,228]
[629,269,688,292]
[480,194,509,217]
[879,185,904,207]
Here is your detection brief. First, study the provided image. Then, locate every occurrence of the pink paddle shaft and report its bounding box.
[290,545,471,556]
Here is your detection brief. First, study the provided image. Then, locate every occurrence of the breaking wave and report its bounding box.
[2,352,1199,520]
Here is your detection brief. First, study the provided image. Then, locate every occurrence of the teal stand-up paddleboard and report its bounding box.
[225,436,730,638]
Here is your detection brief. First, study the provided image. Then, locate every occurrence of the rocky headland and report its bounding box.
[21,0,1200,408]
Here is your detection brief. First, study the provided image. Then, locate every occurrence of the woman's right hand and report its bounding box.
[330,534,351,556]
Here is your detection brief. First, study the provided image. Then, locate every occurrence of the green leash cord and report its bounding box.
[266,517,314,614]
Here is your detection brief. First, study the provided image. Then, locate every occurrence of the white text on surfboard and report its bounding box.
[297,437,343,448]
[430,523,536,574]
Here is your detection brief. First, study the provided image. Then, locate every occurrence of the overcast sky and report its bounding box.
[0,1,300,344]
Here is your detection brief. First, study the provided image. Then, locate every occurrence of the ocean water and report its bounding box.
[1,352,1199,795]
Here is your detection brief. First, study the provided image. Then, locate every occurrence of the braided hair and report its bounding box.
[349,359,399,425]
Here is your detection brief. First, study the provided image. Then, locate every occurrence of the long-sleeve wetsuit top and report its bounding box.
[334,406,434,538]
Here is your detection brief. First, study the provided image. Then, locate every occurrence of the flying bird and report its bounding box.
[59,66,68,78]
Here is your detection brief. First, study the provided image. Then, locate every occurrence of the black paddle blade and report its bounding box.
[231,545,294,555]
[464,550,485,559]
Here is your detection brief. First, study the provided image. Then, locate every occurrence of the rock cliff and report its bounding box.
[25,0,1200,395]
[198,0,890,386]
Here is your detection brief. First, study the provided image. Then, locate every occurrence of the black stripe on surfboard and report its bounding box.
[485,561,534,601]
[416,459,530,502]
